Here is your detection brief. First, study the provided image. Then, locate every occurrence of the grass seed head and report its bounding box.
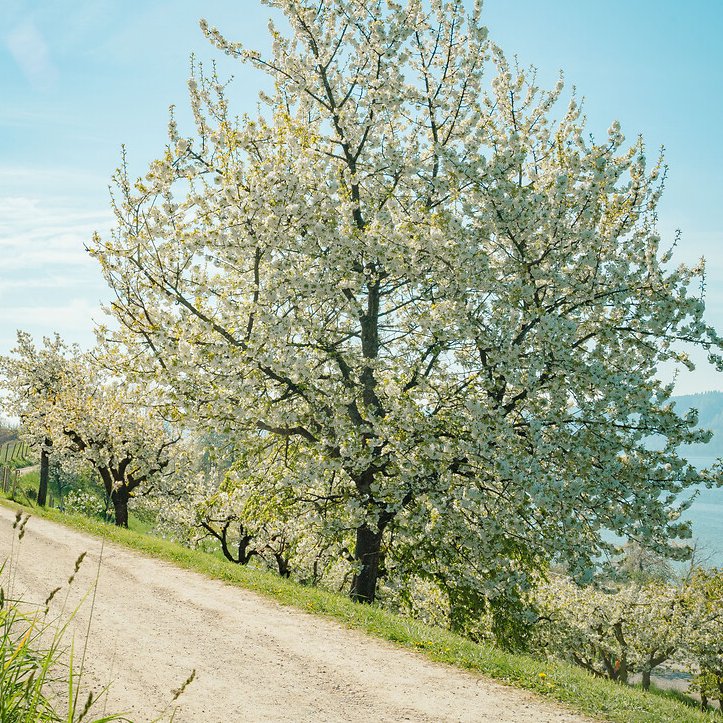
[44,586,62,611]
[77,691,94,721]
[171,669,196,702]
[17,513,30,540]
[68,551,88,585]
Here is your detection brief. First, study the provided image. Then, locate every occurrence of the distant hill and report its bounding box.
[671,390,723,459]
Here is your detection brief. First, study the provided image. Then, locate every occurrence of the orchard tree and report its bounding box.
[0,332,69,506]
[91,0,721,606]
[1,333,180,527]
[51,373,181,527]
[155,432,358,584]
[195,480,299,578]
[685,568,723,709]
[533,575,691,689]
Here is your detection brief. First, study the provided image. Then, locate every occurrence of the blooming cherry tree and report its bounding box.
[0,332,71,506]
[1,333,180,527]
[534,575,692,689]
[91,0,721,605]
[684,568,723,708]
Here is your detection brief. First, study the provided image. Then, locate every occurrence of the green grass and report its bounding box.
[126,513,158,536]
[0,441,32,469]
[0,514,128,722]
[2,497,717,723]
[20,470,39,486]
[0,590,128,722]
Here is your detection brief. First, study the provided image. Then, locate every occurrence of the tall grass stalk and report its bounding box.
[1,517,127,722]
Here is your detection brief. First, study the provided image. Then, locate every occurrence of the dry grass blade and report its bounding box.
[171,669,196,702]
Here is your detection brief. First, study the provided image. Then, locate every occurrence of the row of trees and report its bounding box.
[534,568,723,709]
[1,0,721,649]
[3,334,721,705]
[0,333,180,526]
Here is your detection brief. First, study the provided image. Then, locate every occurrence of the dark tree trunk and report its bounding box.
[38,444,50,507]
[350,523,385,603]
[111,486,129,527]
[226,531,255,565]
[200,520,256,565]
[641,652,671,692]
[274,552,291,578]
[617,658,628,685]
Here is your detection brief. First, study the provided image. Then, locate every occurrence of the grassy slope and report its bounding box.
[0,441,31,468]
[1,497,716,723]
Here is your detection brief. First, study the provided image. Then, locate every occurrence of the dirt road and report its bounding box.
[0,506,592,722]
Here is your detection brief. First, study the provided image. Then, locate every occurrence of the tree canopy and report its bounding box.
[90,0,721,610]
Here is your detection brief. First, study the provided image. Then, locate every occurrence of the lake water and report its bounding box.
[678,456,722,567]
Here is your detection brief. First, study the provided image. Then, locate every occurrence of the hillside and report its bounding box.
[672,391,723,459]
[0,505,590,723]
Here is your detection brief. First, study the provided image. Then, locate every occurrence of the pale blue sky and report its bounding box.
[1,1,721,392]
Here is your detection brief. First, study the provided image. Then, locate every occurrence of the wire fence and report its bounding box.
[0,440,30,465]
[0,465,20,497]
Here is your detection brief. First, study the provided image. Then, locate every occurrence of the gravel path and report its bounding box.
[0,506,593,722]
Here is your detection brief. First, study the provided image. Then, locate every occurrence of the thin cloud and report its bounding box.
[0,276,92,292]
[0,197,112,273]
[0,167,107,187]
[0,195,112,351]
[0,298,101,329]
[5,20,59,90]
[0,168,112,201]
[0,108,72,128]
[0,297,104,354]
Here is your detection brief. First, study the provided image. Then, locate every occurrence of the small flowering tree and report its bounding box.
[160,433,359,583]
[1,333,181,527]
[684,568,723,709]
[196,483,299,578]
[0,331,68,506]
[534,575,691,689]
[91,0,721,608]
[52,377,181,527]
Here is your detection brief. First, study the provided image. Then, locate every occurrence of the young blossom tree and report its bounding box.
[53,378,181,527]
[684,568,723,709]
[155,431,357,585]
[1,333,180,527]
[91,0,721,605]
[0,332,69,506]
[533,575,691,690]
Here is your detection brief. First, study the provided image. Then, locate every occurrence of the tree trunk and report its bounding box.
[274,552,291,578]
[111,486,129,527]
[642,669,651,692]
[617,658,629,685]
[350,523,385,603]
[38,444,50,507]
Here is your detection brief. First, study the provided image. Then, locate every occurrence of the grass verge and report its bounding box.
[1,496,716,723]
[1,511,128,722]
